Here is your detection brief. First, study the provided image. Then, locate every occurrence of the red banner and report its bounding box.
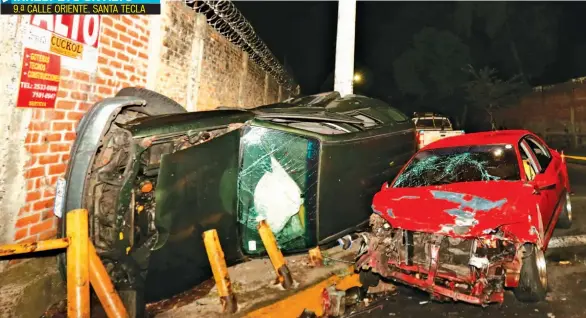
[16,48,61,109]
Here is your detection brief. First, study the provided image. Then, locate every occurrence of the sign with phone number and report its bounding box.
[16,47,61,109]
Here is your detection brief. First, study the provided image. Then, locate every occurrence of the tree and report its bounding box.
[463,65,528,130]
[392,28,472,125]
[393,28,471,98]
[453,2,561,83]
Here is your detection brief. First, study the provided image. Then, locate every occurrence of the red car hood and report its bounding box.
[372,181,533,238]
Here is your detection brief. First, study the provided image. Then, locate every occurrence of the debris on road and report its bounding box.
[367,280,397,294]
[559,260,572,265]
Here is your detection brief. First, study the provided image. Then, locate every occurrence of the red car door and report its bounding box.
[522,136,565,244]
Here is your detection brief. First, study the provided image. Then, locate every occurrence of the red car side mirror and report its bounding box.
[529,176,557,193]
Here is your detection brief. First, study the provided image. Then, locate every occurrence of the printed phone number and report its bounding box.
[20,82,59,91]
[32,91,57,99]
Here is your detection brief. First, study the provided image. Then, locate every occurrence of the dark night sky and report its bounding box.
[236,2,586,102]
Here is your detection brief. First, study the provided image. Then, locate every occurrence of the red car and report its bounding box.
[356,130,572,306]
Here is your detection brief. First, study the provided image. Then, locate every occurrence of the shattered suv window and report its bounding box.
[237,125,319,254]
[394,144,520,188]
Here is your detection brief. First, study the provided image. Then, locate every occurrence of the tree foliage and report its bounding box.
[386,2,561,130]
[453,2,561,82]
[463,65,528,129]
[393,28,471,98]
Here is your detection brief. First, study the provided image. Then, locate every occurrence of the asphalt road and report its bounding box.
[347,163,586,318]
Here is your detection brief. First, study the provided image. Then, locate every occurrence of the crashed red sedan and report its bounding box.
[356,130,572,306]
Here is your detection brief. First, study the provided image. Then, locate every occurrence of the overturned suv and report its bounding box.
[356,130,572,305]
[56,88,416,304]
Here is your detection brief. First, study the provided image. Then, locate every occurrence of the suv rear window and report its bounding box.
[415,118,451,129]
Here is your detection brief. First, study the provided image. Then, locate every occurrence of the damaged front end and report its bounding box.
[356,213,524,305]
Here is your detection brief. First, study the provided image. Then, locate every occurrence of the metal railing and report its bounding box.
[0,210,128,318]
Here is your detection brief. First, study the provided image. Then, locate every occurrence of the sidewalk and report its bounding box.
[151,244,361,318]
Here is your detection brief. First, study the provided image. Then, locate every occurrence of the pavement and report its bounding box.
[346,162,586,318]
[148,245,361,317]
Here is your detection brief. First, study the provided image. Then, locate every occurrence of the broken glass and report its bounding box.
[237,125,319,255]
[394,145,520,188]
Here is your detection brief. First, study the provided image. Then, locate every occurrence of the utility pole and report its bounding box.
[333,0,357,97]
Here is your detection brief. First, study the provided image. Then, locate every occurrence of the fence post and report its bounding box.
[88,242,129,318]
[203,229,238,313]
[257,220,294,289]
[66,209,90,318]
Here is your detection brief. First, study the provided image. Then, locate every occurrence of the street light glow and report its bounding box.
[353,72,362,83]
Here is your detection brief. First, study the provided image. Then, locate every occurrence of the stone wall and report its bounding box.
[0,4,295,259]
[495,78,586,150]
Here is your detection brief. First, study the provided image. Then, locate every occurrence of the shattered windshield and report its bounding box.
[416,118,451,129]
[237,125,319,254]
[393,144,520,188]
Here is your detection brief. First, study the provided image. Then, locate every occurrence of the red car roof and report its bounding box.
[422,130,532,150]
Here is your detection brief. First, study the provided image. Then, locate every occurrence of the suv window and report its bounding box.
[351,113,379,128]
[386,107,409,122]
[524,137,551,171]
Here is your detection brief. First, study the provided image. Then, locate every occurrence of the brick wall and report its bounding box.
[16,15,152,246]
[0,3,296,255]
[495,78,586,150]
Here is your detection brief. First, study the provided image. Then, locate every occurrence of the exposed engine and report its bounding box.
[357,213,518,305]
[87,113,243,287]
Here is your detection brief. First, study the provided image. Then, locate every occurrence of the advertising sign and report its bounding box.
[16,47,61,109]
[23,15,100,73]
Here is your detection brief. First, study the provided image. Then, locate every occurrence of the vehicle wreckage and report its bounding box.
[356,130,572,305]
[56,88,416,303]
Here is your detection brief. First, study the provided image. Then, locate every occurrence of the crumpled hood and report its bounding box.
[372,181,534,238]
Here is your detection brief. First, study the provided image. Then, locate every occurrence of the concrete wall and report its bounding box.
[0,5,295,250]
[495,78,586,150]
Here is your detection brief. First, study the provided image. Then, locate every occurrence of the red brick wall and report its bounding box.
[16,15,151,244]
[495,79,586,149]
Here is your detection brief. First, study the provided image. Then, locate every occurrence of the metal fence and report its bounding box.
[185,0,298,93]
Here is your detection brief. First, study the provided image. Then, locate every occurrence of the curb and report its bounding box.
[245,266,360,318]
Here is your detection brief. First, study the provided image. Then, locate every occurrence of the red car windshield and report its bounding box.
[393,144,520,188]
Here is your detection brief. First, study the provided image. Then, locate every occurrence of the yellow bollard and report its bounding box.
[257,220,294,289]
[203,229,238,314]
[66,209,90,318]
[88,242,129,318]
[0,238,69,257]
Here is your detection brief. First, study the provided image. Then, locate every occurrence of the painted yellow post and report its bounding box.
[0,238,69,257]
[66,209,90,318]
[88,242,129,318]
[203,229,238,313]
[257,220,294,289]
